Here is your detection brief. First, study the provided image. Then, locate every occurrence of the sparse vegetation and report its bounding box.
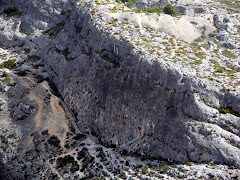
[193,60,202,64]
[222,50,236,59]
[215,0,240,10]
[101,54,120,68]
[218,107,240,117]
[0,59,16,69]
[19,29,33,35]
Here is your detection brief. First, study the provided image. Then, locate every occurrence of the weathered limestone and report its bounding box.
[1,0,240,170]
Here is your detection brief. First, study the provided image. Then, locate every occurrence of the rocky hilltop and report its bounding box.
[0,0,240,179]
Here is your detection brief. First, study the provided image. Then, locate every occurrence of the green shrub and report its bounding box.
[142,165,148,174]
[127,0,136,8]
[2,71,9,77]
[0,59,16,69]
[132,8,141,12]
[195,51,206,59]
[62,48,70,59]
[186,161,193,166]
[193,60,202,64]
[3,6,17,14]
[19,42,25,47]
[3,6,22,17]
[163,3,177,15]
[147,6,162,14]
[162,165,170,172]
[215,67,224,73]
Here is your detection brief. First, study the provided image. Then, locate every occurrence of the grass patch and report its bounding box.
[214,0,240,9]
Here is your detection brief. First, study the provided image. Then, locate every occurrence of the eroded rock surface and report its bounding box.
[0,0,240,179]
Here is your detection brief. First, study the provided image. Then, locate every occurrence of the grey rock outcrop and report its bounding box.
[26,1,240,167]
[194,7,205,14]
[0,0,240,176]
[175,5,187,14]
[214,14,240,49]
[135,0,149,11]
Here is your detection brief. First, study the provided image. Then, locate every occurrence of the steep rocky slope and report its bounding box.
[0,0,240,179]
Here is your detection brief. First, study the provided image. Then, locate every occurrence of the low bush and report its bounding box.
[3,6,22,17]
[3,6,17,15]
[133,8,141,12]
[147,6,162,14]
[163,3,177,16]
[0,59,16,69]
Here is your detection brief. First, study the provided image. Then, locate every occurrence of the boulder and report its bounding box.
[175,5,187,14]
[194,7,205,13]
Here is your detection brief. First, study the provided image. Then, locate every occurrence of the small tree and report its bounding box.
[127,0,136,8]
[163,3,177,16]
[147,6,162,14]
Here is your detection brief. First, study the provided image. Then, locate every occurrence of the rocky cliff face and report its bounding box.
[0,0,240,179]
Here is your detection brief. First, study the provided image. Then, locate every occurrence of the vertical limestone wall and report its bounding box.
[39,8,240,166]
[0,0,240,167]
